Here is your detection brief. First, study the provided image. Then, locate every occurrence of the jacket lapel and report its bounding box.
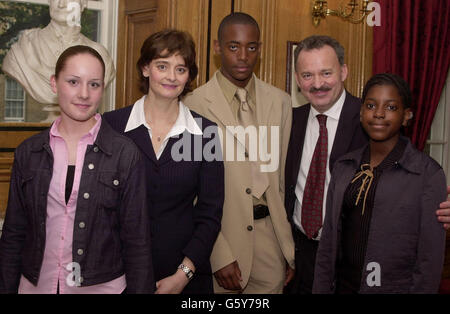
[157,136,182,166]
[329,92,361,171]
[126,125,158,164]
[288,105,310,186]
[204,73,250,153]
[254,77,274,146]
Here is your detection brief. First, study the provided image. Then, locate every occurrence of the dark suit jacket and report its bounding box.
[103,106,224,294]
[284,92,368,224]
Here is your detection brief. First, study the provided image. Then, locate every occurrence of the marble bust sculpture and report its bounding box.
[2,0,115,105]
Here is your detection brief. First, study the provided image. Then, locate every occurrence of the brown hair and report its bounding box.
[136,29,198,97]
[55,45,105,79]
[294,35,345,72]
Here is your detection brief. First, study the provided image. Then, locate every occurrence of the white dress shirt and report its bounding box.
[125,95,203,159]
[293,90,347,240]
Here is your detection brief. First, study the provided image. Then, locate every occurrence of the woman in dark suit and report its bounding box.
[103,29,224,294]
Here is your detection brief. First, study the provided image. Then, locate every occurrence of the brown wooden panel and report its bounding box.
[115,0,162,109]
[168,0,210,88]
[272,0,372,97]
[208,0,233,80]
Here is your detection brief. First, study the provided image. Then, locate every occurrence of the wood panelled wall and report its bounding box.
[115,0,373,108]
[0,1,374,217]
[0,0,373,223]
[0,123,49,218]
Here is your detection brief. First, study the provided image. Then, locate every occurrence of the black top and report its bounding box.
[336,137,407,294]
[65,165,75,204]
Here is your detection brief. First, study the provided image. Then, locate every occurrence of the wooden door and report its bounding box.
[115,0,166,109]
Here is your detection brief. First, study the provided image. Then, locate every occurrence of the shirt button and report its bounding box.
[83,193,90,199]
[113,179,119,186]
[77,249,84,256]
[247,226,253,231]
[93,146,99,153]
[246,188,252,194]
[88,163,95,170]
[79,222,86,229]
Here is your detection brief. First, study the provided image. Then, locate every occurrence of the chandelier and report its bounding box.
[312,0,372,26]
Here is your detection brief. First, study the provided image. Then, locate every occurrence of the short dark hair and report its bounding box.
[294,35,345,72]
[217,12,260,43]
[362,73,413,109]
[55,45,105,79]
[136,29,198,97]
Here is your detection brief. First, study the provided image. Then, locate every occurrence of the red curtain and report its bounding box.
[373,0,450,151]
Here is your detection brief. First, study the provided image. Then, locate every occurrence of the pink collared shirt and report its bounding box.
[18,114,126,294]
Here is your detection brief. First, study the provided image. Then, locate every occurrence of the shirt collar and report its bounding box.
[310,89,346,122]
[216,70,256,105]
[125,95,202,136]
[50,113,102,142]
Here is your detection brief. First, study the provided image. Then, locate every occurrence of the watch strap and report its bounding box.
[178,263,194,280]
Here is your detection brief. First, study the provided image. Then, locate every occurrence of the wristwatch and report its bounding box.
[178,264,194,281]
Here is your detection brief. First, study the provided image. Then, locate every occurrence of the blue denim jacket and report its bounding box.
[0,118,154,293]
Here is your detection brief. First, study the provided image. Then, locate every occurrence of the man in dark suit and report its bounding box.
[284,35,450,294]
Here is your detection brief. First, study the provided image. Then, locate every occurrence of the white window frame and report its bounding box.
[4,77,26,122]
[5,0,119,112]
[427,70,450,185]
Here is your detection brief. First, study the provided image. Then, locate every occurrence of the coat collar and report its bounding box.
[202,71,273,151]
[204,71,274,128]
[338,136,422,175]
[30,117,116,156]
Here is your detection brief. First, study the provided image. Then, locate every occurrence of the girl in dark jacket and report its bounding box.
[313,73,447,294]
[0,45,154,294]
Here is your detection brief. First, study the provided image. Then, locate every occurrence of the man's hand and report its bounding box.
[436,186,450,230]
[284,264,295,286]
[214,261,243,291]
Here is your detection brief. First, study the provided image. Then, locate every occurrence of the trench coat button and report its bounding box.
[247,226,253,231]
[113,179,119,186]
[93,146,99,153]
[88,163,94,170]
[83,193,90,200]
[78,277,84,284]
[246,188,252,194]
[79,222,86,229]
[77,249,84,256]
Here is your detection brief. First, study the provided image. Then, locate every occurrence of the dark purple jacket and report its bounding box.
[313,137,447,294]
[0,118,154,293]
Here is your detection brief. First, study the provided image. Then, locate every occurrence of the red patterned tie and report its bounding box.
[302,114,328,239]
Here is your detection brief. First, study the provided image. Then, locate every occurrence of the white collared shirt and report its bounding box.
[125,95,203,159]
[293,90,347,240]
